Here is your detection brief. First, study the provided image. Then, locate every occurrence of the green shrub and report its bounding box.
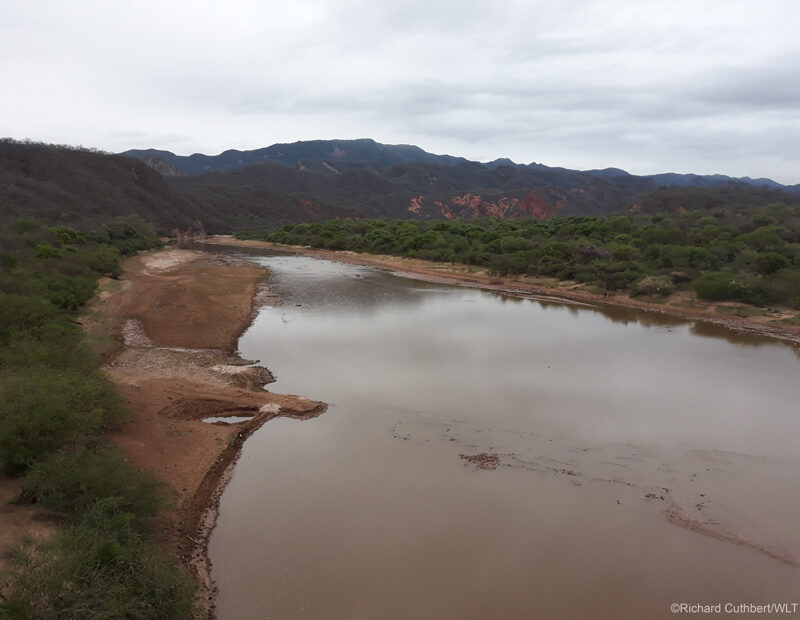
[0,251,18,269]
[23,447,166,522]
[692,271,739,301]
[9,217,41,235]
[632,275,675,297]
[734,278,769,306]
[34,244,62,260]
[692,271,770,306]
[0,294,58,344]
[0,368,126,475]
[603,267,641,291]
[755,252,791,275]
[48,226,86,246]
[84,244,121,277]
[0,499,196,619]
[488,252,528,275]
[761,268,800,306]
[37,272,97,309]
[0,329,92,370]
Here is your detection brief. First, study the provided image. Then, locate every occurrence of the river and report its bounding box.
[208,253,800,619]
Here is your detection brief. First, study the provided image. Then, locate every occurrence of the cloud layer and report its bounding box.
[2,1,799,182]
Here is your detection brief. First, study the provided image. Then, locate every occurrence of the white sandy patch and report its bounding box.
[142,249,200,272]
[259,403,281,414]
[211,364,253,375]
[122,319,154,347]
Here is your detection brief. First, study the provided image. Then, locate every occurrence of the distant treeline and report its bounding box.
[0,137,114,155]
[238,202,800,308]
[0,215,195,617]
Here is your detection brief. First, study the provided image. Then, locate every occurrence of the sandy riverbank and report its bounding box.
[203,235,800,346]
[82,248,325,618]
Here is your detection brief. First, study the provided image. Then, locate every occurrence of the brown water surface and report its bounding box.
[209,255,800,619]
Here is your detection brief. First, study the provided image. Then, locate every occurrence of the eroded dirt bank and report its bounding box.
[204,236,800,346]
[83,248,324,617]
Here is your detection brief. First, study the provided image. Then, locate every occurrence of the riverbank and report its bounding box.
[83,248,325,618]
[204,236,800,346]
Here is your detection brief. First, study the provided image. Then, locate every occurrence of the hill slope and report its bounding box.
[0,140,201,232]
[0,141,358,232]
[123,138,471,176]
[170,158,660,220]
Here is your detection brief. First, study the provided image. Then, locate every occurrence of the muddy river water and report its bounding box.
[209,254,800,619]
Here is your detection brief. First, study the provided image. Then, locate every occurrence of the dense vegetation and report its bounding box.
[0,215,196,618]
[0,139,207,234]
[238,202,800,308]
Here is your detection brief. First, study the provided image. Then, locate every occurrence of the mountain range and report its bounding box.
[2,138,797,235]
[123,139,800,225]
[126,138,792,191]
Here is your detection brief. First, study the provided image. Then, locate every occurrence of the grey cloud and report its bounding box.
[689,64,800,110]
[1,1,800,183]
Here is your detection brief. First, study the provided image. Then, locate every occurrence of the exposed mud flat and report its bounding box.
[83,248,326,617]
[460,452,501,470]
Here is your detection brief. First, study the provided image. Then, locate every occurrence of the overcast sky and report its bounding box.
[1,1,799,183]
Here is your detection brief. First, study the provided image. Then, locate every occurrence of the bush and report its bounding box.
[0,329,93,370]
[692,271,738,301]
[0,368,126,475]
[735,278,769,306]
[34,244,62,260]
[603,268,641,291]
[489,253,528,275]
[0,251,17,269]
[760,268,800,306]
[632,275,675,297]
[9,217,41,235]
[0,294,58,344]
[37,272,97,310]
[692,271,770,306]
[0,499,196,619]
[23,447,166,522]
[755,252,791,275]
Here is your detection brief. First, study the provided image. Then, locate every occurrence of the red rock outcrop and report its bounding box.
[440,190,561,219]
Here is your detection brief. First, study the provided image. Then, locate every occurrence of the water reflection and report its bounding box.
[209,252,800,620]
[589,302,688,328]
[688,320,783,347]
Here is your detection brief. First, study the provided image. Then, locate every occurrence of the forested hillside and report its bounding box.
[0,140,201,232]
[0,140,354,233]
